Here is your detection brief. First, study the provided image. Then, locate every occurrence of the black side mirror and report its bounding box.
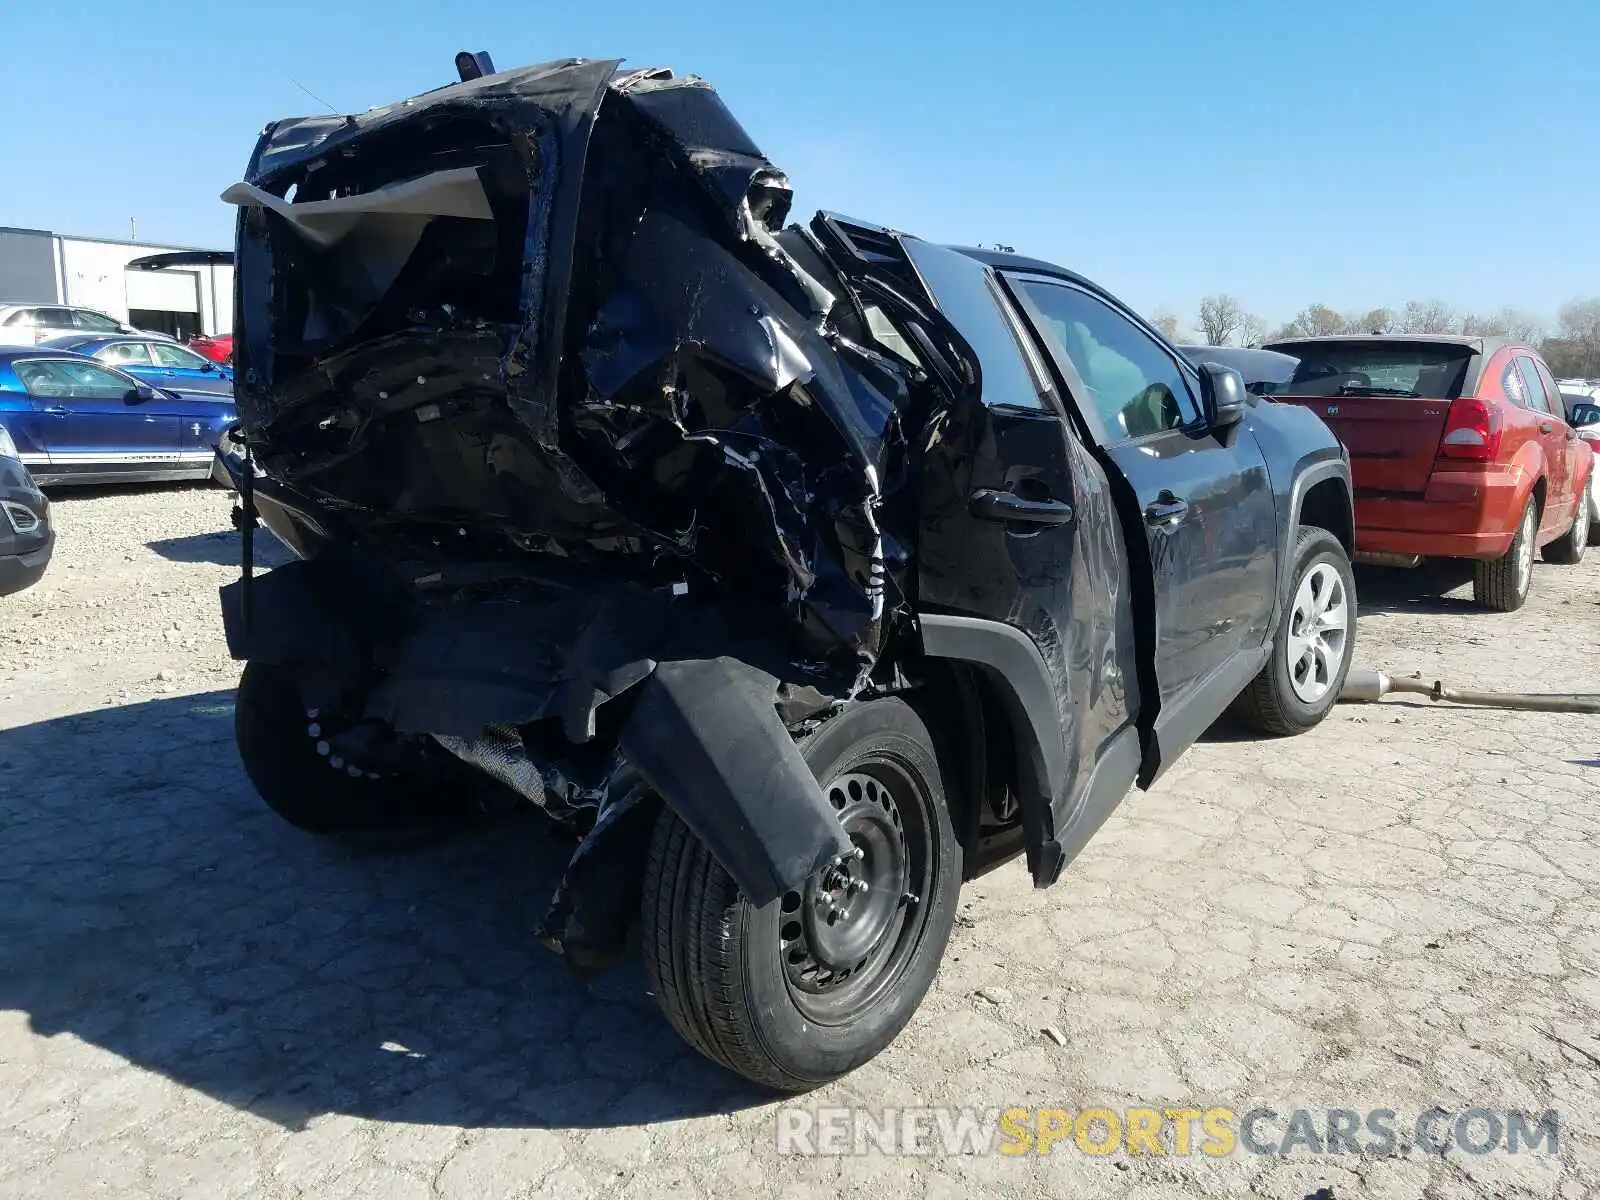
[1198,362,1248,430]
[124,387,150,405]
[201,362,216,372]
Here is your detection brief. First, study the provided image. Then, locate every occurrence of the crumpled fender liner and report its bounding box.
[618,656,852,907]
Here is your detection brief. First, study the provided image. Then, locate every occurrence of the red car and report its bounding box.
[1265,335,1593,611]
[187,333,233,365]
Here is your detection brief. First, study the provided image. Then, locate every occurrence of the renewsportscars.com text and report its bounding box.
[775,1105,1560,1158]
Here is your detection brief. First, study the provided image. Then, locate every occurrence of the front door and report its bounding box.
[901,240,1143,878]
[1002,275,1279,772]
[146,340,235,396]
[11,357,180,477]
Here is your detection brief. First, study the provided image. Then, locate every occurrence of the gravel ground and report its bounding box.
[1,485,1598,1199]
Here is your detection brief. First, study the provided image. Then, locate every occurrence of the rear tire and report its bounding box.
[1473,498,1537,611]
[640,696,961,1092]
[1542,487,1589,564]
[234,661,465,833]
[1233,526,1355,737]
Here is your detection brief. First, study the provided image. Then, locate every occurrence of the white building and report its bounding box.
[0,226,233,341]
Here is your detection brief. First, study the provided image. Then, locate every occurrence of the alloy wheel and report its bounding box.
[1286,562,1349,704]
[1515,504,1536,598]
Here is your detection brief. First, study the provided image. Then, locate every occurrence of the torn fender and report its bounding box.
[618,657,853,907]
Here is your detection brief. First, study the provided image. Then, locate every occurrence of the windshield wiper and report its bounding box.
[1338,385,1421,398]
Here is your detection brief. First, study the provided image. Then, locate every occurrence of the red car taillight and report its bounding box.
[1438,399,1504,461]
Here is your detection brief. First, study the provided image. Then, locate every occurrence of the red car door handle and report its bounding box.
[969,488,1075,526]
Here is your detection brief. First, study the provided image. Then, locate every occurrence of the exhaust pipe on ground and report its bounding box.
[1339,668,1600,714]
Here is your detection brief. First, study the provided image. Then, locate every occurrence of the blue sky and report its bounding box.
[2,0,1596,327]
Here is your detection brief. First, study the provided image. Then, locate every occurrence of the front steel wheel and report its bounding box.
[641,696,961,1092]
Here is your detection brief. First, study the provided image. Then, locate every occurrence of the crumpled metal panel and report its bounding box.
[232,57,913,669]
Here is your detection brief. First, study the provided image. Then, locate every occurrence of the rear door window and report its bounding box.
[1008,277,1201,442]
[1516,357,1553,415]
[1531,360,1567,421]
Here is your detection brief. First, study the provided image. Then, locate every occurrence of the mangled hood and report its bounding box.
[228,57,930,667]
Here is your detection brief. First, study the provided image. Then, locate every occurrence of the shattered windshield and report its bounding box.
[1266,341,1472,398]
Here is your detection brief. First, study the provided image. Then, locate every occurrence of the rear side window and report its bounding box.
[150,342,209,368]
[34,308,74,328]
[2,309,36,327]
[1271,341,1471,398]
[100,342,152,366]
[900,241,1046,410]
[72,310,122,332]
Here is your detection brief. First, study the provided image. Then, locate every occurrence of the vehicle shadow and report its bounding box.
[146,527,293,568]
[43,481,218,503]
[0,691,765,1134]
[1353,562,1482,616]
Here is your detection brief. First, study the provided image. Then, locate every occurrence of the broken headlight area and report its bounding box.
[222,56,974,970]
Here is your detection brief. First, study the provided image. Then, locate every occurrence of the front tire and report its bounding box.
[1473,498,1537,611]
[234,661,464,833]
[1233,526,1355,736]
[640,696,961,1092]
[1543,490,1590,565]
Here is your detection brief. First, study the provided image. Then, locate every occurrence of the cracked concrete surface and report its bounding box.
[1,486,1597,1198]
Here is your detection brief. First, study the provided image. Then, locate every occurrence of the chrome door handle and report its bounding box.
[1539,422,1554,434]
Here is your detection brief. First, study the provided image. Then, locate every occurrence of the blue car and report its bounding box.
[40,334,234,397]
[0,347,235,486]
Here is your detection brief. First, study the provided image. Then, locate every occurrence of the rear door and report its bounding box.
[11,358,180,475]
[1004,274,1278,772]
[1515,355,1568,533]
[899,240,1143,875]
[1532,357,1584,525]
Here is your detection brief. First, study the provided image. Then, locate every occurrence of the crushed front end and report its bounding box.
[219,56,971,969]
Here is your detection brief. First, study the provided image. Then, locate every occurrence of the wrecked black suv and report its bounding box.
[215,54,1356,1091]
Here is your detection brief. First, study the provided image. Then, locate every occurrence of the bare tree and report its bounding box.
[1398,299,1458,334]
[1197,294,1245,345]
[1501,310,1545,344]
[1556,298,1600,373]
[1236,312,1269,348]
[1276,304,1346,339]
[1348,307,1396,335]
[1149,309,1183,342]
